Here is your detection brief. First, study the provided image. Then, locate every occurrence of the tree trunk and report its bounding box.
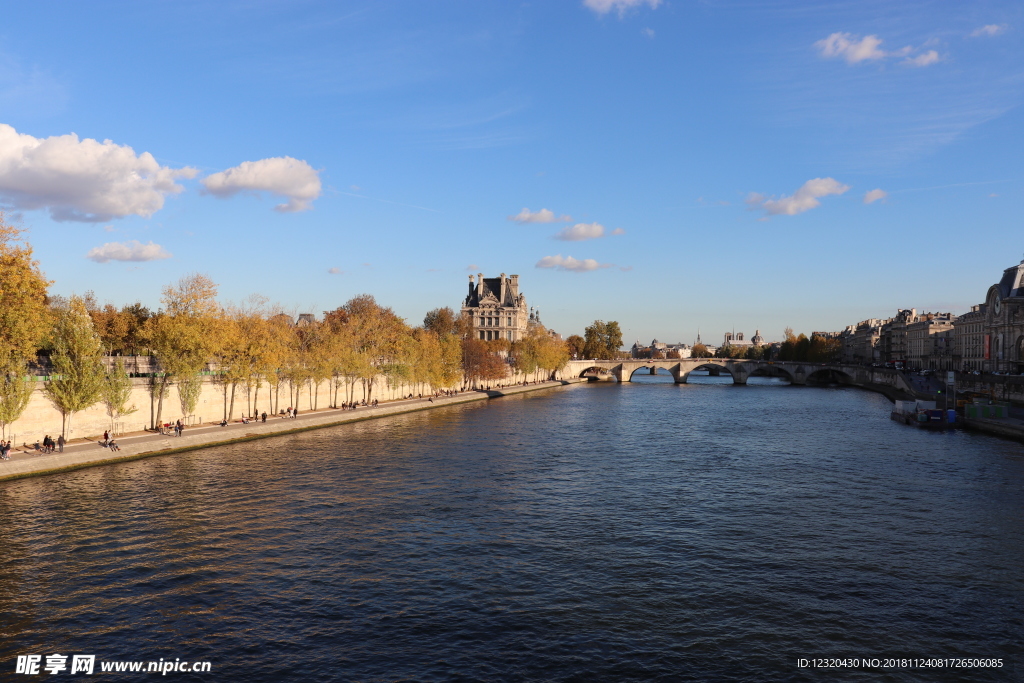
[154,376,168,430]
[228,383,237,421]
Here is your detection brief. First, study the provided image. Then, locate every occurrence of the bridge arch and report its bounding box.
[577,365,616,380]
[623,364,678,381]
[805,367,855,385]
[677,362,737,384]
[746,364,796,383]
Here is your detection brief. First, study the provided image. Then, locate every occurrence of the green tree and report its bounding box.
[45,295,106,438]
[101,357,138,434]
[583,320,623,360]
[0,367,34,440]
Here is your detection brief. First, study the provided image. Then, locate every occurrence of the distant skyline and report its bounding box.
[2,0,1022,344]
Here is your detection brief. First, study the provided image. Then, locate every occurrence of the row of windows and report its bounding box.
[477,316,513,327]
[480,330,513,341]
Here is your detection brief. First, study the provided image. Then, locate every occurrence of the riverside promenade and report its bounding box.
[0,380,585,483]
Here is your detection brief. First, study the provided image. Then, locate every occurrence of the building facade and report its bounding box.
[461,273,529,342]
[953,305,987,372]
[630,339,692,358]
[982,258,1024,373]
[906,313,955,370]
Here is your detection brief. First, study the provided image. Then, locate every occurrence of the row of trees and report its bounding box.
[701,329,841,361]
[0,215,571,438]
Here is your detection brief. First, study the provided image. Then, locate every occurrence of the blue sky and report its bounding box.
[2,0,1022,345]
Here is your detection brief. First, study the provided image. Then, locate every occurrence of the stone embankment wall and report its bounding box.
[955,375,1024,406]
[6,368,552,444]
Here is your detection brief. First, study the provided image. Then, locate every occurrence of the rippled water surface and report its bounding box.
[2,375,1023,681]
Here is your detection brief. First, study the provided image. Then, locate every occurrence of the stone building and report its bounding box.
[906,313,955,370]
[461,273,529,342]
[953,304,987,372]
[630,339,691,359]
[721,330,764,350]
[982,256,1024,373]
[842,319,886,365]
[880,309,917,364]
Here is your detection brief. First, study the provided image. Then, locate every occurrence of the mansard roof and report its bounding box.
[996,259,1024,299]
[464,274,524,308]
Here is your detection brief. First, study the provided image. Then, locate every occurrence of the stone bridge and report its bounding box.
[560,358,914,391]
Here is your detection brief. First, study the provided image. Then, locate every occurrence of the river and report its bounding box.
[1,373,1021,680]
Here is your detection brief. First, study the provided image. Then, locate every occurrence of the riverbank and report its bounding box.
[0,379,586,483]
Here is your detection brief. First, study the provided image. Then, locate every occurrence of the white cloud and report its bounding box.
[536,254,613,272]
[508,207,571,223]
[642,27,655,39]
[904,50,940,67]
[328,267,342,274]
[86,240,172,263]
[466,263,479,271]
[971,24,1007,37]
[201,157,321,212]
[611,227,626,235]
[815,33,889,64]
[863,188,888,204]
[584,0,661,16]
[555,222,605,241]
[0,123,195,222]
[747,177,850,216]
[815,32,941,68]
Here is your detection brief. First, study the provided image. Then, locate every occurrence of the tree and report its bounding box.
[691,343,712,358]
[808,334,841,362]
[0,367,33,440]
[583,320,623,360]
[565,334,585,359]
[462,338,507,387]
[342,295,409,401]
[147,273,221,427]
[101,358,138,434]
[45,295,106,437]
[0,214,51,372]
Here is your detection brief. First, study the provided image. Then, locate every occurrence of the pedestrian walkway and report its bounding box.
[0,381,580,481]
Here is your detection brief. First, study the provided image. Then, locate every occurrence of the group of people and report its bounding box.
[282,407,299,419]
[0,441,13,460]
[34,435,65,454]
[99,431,120,450]
[340,399,374,410]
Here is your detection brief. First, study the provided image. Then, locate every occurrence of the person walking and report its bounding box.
[57,434,65,453]
[261,411,267,423]
[292,408,298,419]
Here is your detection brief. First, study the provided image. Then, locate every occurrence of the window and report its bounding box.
[479,331,485,340]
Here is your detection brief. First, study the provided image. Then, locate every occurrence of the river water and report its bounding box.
[1,373,1022,681]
